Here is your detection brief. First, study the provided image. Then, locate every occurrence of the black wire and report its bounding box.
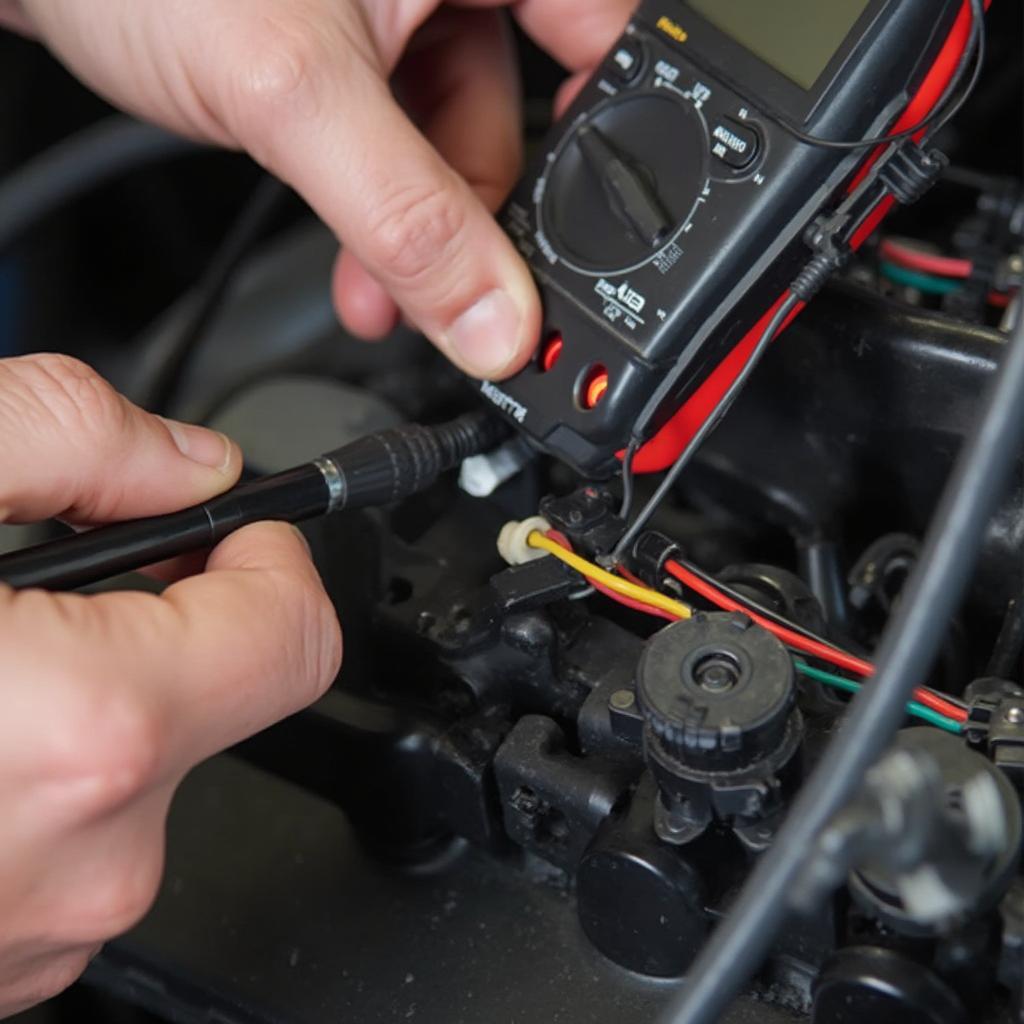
[139,175,290,415]
[777,0,983,151]
[663,554,970,711]
[660,255,1024,1024]
[942,164,1012,191]
[0,116,203,256]
[668,555,852,655]
[611,295,799,564]
[986,595,1024,681]
[618,439,641,520]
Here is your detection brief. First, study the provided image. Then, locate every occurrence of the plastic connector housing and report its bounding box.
[629,530,684,584]
[497,517,553,566]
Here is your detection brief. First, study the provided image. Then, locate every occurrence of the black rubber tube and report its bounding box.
[662,273,1024,1024]
[0,464,328,591]
[0,116,203,255]
[0,412,505,591]
[138,175,290,414]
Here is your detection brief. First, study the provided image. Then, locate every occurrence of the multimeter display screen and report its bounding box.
[685,0,872,89]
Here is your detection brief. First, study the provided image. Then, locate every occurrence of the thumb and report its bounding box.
[211,19,540,379]
[0,354,242,525]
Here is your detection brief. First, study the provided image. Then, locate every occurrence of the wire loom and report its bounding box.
[527,529,967,733]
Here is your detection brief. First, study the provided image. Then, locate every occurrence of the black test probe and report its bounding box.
[0,411,506,592]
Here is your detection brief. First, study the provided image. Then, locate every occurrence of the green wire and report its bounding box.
[879,261,963,296]
[793,659,963,735]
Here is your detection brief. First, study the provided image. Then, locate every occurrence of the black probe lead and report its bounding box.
[660,244,1024,1024]
[610,294,800,564]
[778,0,984,151]
[0,412,506,592]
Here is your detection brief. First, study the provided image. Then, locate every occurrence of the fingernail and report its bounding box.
[445,290,522,377]
[163,419,234,473]
[291,525,313,557]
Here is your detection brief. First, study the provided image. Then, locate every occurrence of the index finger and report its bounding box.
[508,0,634,70]
[0,522,342,786]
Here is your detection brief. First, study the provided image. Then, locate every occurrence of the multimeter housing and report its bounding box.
[478,0,968,477]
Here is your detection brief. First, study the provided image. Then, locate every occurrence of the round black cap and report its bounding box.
[636,613,794,772]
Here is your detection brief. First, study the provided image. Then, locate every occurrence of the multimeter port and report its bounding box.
[539,333,565,373]
[580,365,611,411]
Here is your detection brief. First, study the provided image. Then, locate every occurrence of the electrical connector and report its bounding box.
[497,517,553,566]
[628,530,684,585]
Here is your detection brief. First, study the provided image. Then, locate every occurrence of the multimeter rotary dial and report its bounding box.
[540,92,709,276]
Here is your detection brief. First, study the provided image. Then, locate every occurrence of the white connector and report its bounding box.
[497,516,553,566]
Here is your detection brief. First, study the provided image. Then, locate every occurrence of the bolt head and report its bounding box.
[692,651,741,693]
[610,689,636,711]
[1004,705,1024,725]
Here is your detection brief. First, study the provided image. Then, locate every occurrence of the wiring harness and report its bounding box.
[497,520,968,735]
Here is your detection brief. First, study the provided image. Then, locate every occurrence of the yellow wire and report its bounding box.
[527,531,692,621]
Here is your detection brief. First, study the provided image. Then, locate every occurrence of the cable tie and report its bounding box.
[878,142,949,206]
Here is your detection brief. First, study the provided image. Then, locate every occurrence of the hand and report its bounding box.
[0,354,342,1015]
[0,0,632,378]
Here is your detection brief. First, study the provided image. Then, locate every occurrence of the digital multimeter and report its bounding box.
[478,0,975,478]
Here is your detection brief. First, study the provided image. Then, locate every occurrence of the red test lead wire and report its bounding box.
[628,0,984,476]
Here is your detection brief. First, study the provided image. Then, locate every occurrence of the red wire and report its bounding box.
[879,239,973,278]
[617,565,648,588]
[543,533,966,722]
[664,560,969,723]
[879,242,1013,307]
[631,2,981,476]
[545,528,574,550]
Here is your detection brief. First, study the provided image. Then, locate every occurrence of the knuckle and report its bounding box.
[8,353,128,447]
[307,582,343,697]
[239,34,313,106]
[67,856,164,942]
[221,20,325,147]
[264,564,341,704]
[366,181,469,289]
[210,524,341,704]
[48,687,164,818]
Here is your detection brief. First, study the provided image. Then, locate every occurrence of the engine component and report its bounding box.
[812,947,969,1024]
[718,563,830,638]
[684,283,1024,619]
[636,612,802,849]
[848,533,921,622]
[493,715,634,871]
[966,681,1024,793]
[845,729,1021,935]
[577,776,710,978]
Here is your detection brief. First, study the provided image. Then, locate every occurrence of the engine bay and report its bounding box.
[2,7,1022,1024]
